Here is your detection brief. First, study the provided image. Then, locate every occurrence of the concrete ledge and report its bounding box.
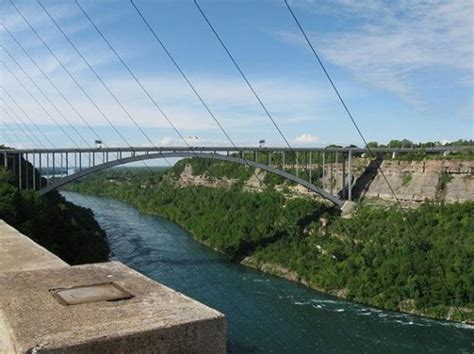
[0,220,227,353]
[0,262,226,353]
[0,220,68,273]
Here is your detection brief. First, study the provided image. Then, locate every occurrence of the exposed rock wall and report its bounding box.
[174,159,474,204]
[364,160,474,203]
[176,164,237,189]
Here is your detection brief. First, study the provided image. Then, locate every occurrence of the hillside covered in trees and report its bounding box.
[0,163,109,265]
[65,159,473,322]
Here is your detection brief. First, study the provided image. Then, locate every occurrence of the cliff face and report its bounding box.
[173,158,474,205]
[364,160,474,203]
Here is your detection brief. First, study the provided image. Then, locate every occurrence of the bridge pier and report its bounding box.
[39,153,42,187]
[53,152,56,179]
[25,153,29,190]
[348,149,352,201]
[329,153,333,194]
[18,153,22,191]
[32,153,36,191]
[309,151,312,183]
[342,153,346,199]
[322,152,326,191]
[296,151,299,177]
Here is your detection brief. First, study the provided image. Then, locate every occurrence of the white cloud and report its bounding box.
[294,133,318,144]
[276,0,473,107]
[159,137,174,146]
[184,135,201,145]
[1,70,333,131]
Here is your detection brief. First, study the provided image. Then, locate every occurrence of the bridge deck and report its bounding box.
[1,145,470,154]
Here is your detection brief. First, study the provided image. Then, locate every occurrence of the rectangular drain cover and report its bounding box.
[51,282,133,306]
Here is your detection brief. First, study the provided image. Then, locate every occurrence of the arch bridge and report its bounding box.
[0,145,467,209]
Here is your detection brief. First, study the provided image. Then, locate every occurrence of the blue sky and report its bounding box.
[0,0,472,150]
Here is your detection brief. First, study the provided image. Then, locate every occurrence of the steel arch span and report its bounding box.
[38,152,344,207]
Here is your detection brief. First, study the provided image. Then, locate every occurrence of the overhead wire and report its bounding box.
[9,1,174,236]
[193,0,320,191]
[30,0,173,169]
[1,108,33,148]
[0,100,46,148]
[1,60,108,186]
[129,0,265,186]
[0,120,21,147]
[1,22,134,170]
[0,24,106,147]
[3,4,160,241]
[1,45,91,147]
[1,60,84,148]
[7,2,147,162]
[1,23,117,214]
[0,88,57,148]
[0,42,109,165]
[74,0,258,192]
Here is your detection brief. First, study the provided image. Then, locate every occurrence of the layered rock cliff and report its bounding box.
[174,158,474,205]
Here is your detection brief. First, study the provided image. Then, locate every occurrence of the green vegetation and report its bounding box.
[65,159,473,322]
[438,172,454,191]
[401,173,412,187]
[252,203,473,321]
[368,139,474,160]
[0,166,109,265]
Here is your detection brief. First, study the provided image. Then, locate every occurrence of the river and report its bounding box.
[62,191,473,353]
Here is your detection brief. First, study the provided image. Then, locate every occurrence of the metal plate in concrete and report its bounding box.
[51,282,133,305]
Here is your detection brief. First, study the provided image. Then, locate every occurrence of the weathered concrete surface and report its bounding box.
[0,221,227,353]
[0,220,68,273]
[0,261,226,354]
